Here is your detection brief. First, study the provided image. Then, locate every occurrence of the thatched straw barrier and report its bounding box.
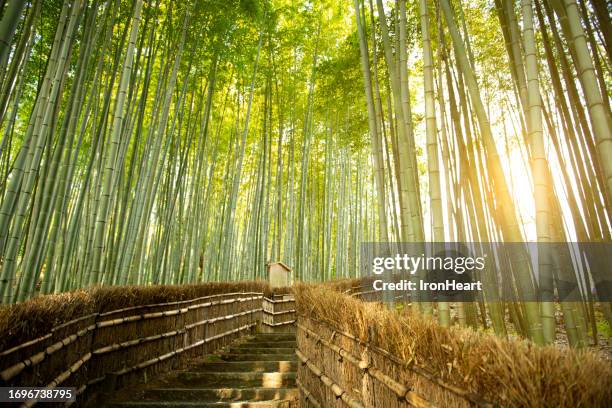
[0,282,276,351]
[294,284,612,408]
[261,295,296,333]
[0,282,291,407]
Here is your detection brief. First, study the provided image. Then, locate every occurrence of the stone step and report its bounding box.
[236,341,296,348]
[194,361,296,373]
[229,347,295,355]
[248,334,295,342]
[174,371,296,388]
[132,387,298,402]
[221,353,296,362]
[107,401,293,408]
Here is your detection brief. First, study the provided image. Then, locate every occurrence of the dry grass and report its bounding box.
[322,276,374,292]
[295,284,612,407]
[0,281,285,352]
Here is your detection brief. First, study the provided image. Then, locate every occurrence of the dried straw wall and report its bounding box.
[294,284,612,408]
[0,282,289,407]
[262,294,296,333]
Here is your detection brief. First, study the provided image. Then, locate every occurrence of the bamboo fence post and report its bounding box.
[360,347,375,408]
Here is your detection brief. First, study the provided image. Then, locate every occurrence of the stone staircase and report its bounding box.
[105,333,297,407]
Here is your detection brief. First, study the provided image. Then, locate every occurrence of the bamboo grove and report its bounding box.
[0,0,610,347]
[0,0,381,302]
[351,0,611,346]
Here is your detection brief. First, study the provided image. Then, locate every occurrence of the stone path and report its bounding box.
[105,333,297,407]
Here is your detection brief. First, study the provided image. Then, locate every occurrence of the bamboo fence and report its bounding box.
[296,316,493,408]
[0,292,265,407]
[261,294,296,333]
